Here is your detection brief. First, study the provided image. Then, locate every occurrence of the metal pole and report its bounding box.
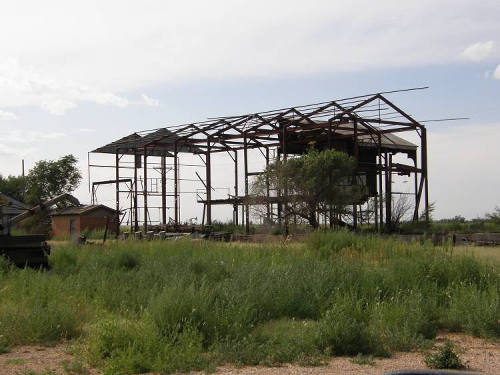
[174,142,179,226]
[161,154,167,225]
[265,147,270,223]
[353,119,359,230]
[422,127,429,223]
[143,150,148,232]
[385,153,392,231]
[244,135,250,234]
[206,141,212,226]
[414,156,419,222]
[134,151,138,232]
[234,150,238,226]
[378,136,384,232]
[282,124,289,235]
[115,151,120,237]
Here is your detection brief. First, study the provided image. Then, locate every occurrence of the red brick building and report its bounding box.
[50,205,117,238]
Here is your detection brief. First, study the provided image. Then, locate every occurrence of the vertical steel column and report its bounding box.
[244,135,250,234]
[174,142,179,226]
[378,135,384,232]
[413,156,419,222]
[115,151,120,237]
[206,141,212,226]
[276,151,282,225]
[422,127,429,223]
[385,153,392,231]
[282,123,289,235]
[328,120,333,229]
[265,147,270,223]
[161,154,167,226]
[134,151,138,232]
[234,150,238,226]
[143,149,148,232]
[352,119,359,230]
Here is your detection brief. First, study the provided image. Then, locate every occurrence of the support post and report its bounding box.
[234,150,238,226]
[328,120,333,229]
[174,142,179,226]
[422,127,429,224]
[413,156,419,222]
[282,124,289,235]
[115,151,120,237]
[161,154,167,226]
[244,135,250,234]
[378,136,384,232]
[385,153,392,231]
[206,141,212,226]
[143,149,148,232]
[352,119,359,230]
[265,147,270,223]
[134,151,138,232]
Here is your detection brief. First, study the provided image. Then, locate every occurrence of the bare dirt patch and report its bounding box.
[1,334,498,375]
[0,345,97,375]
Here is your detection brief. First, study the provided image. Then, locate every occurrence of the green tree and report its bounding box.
[0,175,26,202]
[25,155,82,205]
[485,206,500,224]
[251,148,362,228]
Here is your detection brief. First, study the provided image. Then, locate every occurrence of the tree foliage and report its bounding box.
[25,155,82,205]
[0,175,25,202]
[252,148,362,228]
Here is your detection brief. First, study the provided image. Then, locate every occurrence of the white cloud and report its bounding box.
[461,41,495,62]
[0,59,129,115]
[79,128,96,132]
[141,94,159,107]
[494,65,500,80]
[0,0,498,108]
[0,129,66,157]
[0,109,17,120]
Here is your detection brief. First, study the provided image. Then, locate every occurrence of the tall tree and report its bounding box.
[25,155,82,205]
[251,148,363,228]
[0,175,26,202]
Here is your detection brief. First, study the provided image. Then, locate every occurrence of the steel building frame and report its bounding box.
[89,88,430,235]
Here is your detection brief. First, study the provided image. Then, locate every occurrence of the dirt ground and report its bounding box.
[1,333,498,375]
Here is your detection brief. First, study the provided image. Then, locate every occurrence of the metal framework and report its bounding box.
[89,88,430,235]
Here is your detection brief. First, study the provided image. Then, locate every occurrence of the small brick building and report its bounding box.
[50,205,117,238]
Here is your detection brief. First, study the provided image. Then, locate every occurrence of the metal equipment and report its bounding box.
[0,193,80,267]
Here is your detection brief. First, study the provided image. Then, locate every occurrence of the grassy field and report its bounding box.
[0,232,498,375]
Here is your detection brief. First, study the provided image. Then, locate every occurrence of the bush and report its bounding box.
[86,317,208,375]
[424,339,464,369]
[0,231,498,373]
[317,296,387,357]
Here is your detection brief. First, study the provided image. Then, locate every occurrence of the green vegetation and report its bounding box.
[61,359,90,375]
[0,231,498,374]
[4,358,25,365]
[424,339,464,369]
[350,353,375,366]
[252,148,361,228]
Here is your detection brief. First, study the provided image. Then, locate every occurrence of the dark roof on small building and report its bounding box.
[49,204,116,217]
[0,193,28,216]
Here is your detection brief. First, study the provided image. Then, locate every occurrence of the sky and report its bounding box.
[0,0,499,222]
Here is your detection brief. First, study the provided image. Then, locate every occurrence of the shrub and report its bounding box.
[317,296,387,357]
[424,339,464,369]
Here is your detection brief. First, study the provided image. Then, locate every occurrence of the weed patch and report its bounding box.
[424,339,464,369]
[0,232,498,374]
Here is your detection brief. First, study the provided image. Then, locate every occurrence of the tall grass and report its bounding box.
[0,231,498,374]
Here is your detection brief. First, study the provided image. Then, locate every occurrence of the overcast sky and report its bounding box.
[1,0,499,221]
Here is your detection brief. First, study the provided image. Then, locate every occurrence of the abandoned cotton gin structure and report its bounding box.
[88,88,430,234]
